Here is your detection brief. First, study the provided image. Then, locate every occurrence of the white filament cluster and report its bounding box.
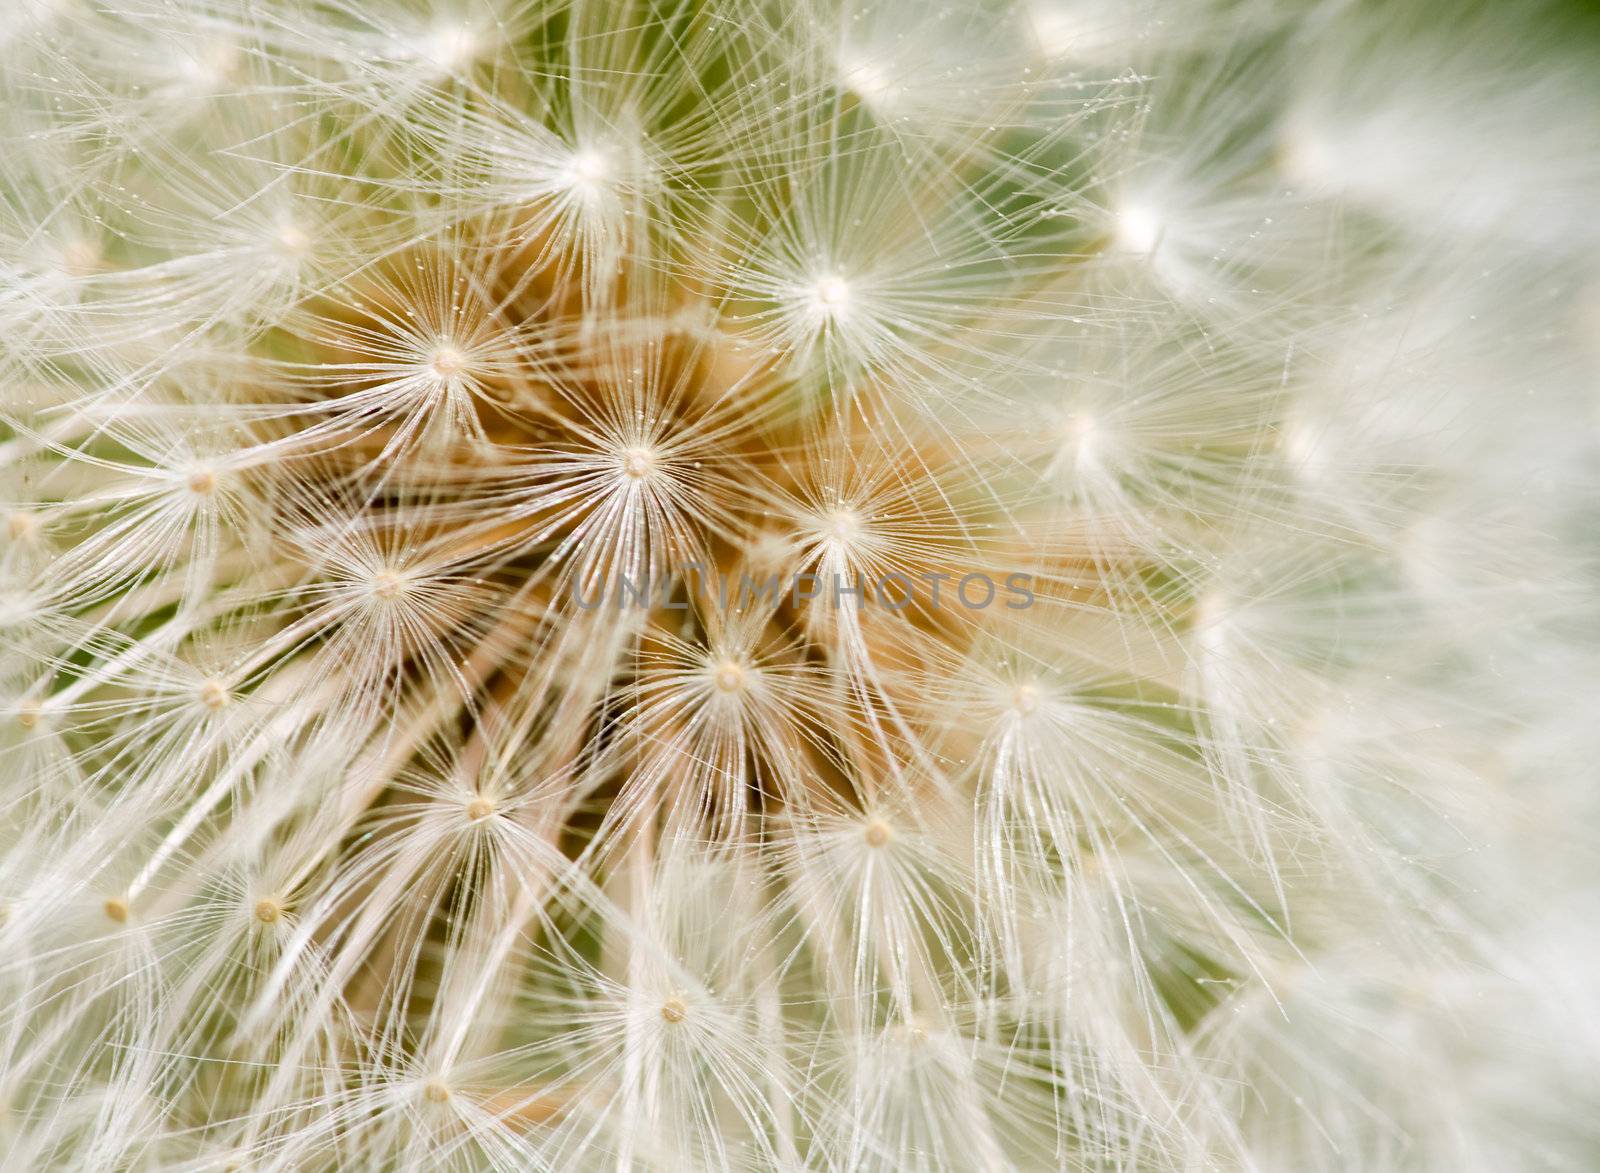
[0,0,1597,1170]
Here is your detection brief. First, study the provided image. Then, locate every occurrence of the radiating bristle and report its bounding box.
[1,0,1597,1168]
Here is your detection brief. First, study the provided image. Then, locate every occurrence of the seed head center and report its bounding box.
[825,509,861,542]
[1114,203,1162,254]
[372,570,408,600]
[61,240,100,276]
[811,274,852,316]
[275,223,311,256]
[430,345,466,378]
[621,447,657,480]
[568,149,611,187]
[423,24,476,71]
[7,511,37,541]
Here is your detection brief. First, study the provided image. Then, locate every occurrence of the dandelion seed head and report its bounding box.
[429,344,467,379]
[269,222,313,263]
[863,820,893,849]
[1114,202,1162,254]
[1278,122,1338,190]
[820,507,862,544]
[839,56,899,108]
[887,1018,928,1047]
[1011,683,1042,715]
[369,569,410,601]
[0,1,1592,1165]
[1281,410,1335,481]
[58,239,100,278]
[619,445,658,481]
[1027,4,1088,60]
[1057,409,1109,471]
[1026,1,1137,62]
[404,20,480,74]
[1194,590,1232,639]
[565,147,612,193]
[712,660,747,693]
[173,40,239,91]
[6,511,38,542]
[809,274,853,319]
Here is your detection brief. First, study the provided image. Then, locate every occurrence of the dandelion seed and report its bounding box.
[810,275,852,317]
[429,345,466,378]
[274,223,312,258]
[6,512,37,542]
[822,508,861,543]
[420,23,477,72]
[0,1,1593,1167]
[1114,202,1163,254]
[370,570,408,601]
[840,58,898,107]
[620,446,657,480]
[566,148,611,189]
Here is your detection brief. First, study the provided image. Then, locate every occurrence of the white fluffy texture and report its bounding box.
[1,0,1597,1169]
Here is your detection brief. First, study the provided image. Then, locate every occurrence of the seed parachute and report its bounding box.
[1,0,1597,1169]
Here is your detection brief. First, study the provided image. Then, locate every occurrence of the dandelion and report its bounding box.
[1,0,1597,1168]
